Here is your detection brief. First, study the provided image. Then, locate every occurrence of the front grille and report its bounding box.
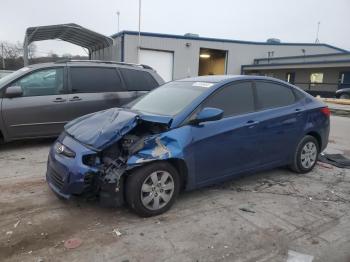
[48,168,65,190]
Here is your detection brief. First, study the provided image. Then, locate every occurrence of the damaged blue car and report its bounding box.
[46,75,330,216]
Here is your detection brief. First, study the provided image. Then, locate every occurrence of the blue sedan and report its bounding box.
[46,75,330,217]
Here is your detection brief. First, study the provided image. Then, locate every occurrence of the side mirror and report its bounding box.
[5,86,23,98]
[190,107,223,125]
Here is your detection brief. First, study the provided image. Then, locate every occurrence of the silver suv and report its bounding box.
[0,60,164,142]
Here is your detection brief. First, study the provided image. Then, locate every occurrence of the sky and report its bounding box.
[1,0,349,56]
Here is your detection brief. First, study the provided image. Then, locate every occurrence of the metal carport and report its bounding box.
[23,23,113,65]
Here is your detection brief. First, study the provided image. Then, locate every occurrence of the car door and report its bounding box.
[1,67,69,139]
[66,66,133,121]
[253,80,305,166]
[188,81,261,187]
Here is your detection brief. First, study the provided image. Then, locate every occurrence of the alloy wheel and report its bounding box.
[140,171,175,211]
[300,141,317,169]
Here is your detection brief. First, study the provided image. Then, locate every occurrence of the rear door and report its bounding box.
[253,81,305,165]
[66,66,132,120]
[2,67,69,139]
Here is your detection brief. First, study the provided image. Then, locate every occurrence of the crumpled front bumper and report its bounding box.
[46,134,98,199]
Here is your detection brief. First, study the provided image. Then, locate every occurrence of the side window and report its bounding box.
[119,68,158,91]
[12,68,64,97]
[255,81,295,110]
[70,67,123,93]
[203,82,255,117]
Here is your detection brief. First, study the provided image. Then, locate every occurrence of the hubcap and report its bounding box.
[300,141,317,169]
[141,171,174,211]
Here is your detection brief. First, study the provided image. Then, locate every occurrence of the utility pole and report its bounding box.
[116,11,120,33]
[137,0,141,63]
[1,43,5,69]
[315,21,320,43]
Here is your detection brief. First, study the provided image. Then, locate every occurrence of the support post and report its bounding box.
[1,43,5,69]
[23,36,29,66]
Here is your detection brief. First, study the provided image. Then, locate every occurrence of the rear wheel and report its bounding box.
[125,162,180,217]
[340,93,350,99]
[290,135,319,174]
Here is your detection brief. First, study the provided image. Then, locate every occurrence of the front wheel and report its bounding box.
[125,162,180,217]
[340,94,350,100]
[290,135,319,174]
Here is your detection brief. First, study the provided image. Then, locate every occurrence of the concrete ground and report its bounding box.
[0,116,349,262]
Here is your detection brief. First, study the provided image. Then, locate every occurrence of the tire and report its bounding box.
[290,135,319,174]
[125,162,180,217]
[340,94,350,100]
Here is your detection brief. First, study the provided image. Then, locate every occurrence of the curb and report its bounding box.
[329,108,350,117]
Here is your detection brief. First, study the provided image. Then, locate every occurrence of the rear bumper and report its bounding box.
[46,134,98,199]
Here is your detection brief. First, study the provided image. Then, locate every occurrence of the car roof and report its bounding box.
[25,60,154,72]
[176,75,280,83]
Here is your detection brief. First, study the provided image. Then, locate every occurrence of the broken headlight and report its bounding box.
[54,142,76,158]
[82,154,99,166]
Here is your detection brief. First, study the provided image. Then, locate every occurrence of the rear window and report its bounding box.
[119,68,158,91]
[70,67,123,93]
[255,81,296,110]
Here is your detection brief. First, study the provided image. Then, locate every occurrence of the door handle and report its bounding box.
[53,97,66,103]
[69,96,82,101]
[245,120,259,128]
[295,108,303,116]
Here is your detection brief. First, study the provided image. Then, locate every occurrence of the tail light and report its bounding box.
[320,107,331,117]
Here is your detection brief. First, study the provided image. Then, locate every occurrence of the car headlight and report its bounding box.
[54,141,76,158]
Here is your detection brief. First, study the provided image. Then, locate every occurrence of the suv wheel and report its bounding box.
[125,162,180,217]
[340,94,350,99]
[290,135,319,174]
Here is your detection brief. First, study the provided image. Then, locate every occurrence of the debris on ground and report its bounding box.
[316,162,334,169]
[6,231,13,236]
[113,228,122,237]
[64,238,83,249]
[318,153,350,169]
[14,220,21,228]
[239,207,256,213]
[287,250,314,262]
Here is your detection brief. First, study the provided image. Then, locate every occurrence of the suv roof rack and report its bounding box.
[54,59,154,70]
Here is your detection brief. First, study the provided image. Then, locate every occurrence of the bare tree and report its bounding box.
[0,41,23,59]
[28,43,37,59]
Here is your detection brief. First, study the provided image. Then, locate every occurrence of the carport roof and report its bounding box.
[24,23,113,52]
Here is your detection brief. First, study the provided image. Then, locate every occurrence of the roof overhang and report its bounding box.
[24,23,113,52]
[242,60,350,71]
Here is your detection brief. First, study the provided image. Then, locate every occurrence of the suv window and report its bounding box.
[119,68,158,91]
[12,68,64,97]
[255,81,295,110]
[203,81,255,117]
[70,67,123,93]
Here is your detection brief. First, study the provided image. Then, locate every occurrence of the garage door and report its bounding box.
[139,49,173,82]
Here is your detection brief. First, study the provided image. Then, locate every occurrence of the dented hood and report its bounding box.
[64,108,172,151]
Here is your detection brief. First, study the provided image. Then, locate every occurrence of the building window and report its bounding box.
[310,73,324,84]
[264,72,274,77]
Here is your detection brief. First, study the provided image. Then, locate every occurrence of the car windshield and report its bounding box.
[0,67,31,87]
[130,81,212,116]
